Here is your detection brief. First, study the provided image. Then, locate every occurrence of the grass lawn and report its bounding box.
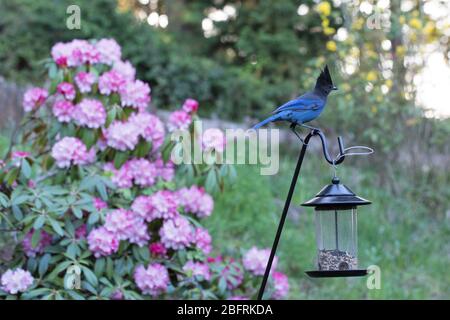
[205,154,450,299]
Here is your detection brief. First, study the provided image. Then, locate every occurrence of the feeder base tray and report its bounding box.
[306,269,368,278]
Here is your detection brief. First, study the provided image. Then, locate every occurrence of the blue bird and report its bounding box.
[252,65,337,140]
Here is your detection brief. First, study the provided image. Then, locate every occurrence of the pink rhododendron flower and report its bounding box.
[95,38,121,65]
[271,271,289,299]
[51,40,100,66]
[129,112,165,150]
[134,264,170,296]
[104,209,136,240]
[51,42,72,67]
[52,100,75,122]
[87,226,119,258]
[243,247,278,276]
[74,72,96,93]
[167,110,192,132]
[120,80,151,111]
[182,98,199,113]
[51,41,81,67]
[202,128,226,152]
[131,190,178,222]
[74,39,101,65]
[23,87,48,112]
[177,186,214,218]
[127,218,150,247]
[104,120,140,151]
[131,195,151,219]
[104,158,159,189]
[22,230,52,257]
[93,197,107,211]
[56,82,76,101]
[103,162,134,188]
[113,60,136,80]
[73,99,106,128]
[159,216,193,250]
[155,158,175,182]
[1,269,34,294]
[128,158,158,187]
[51,137,95,168]
[194,227,212,255]
[183,261,211,281]
[149,242,167,257]
[11,151,30,160]
[98,70,126,95]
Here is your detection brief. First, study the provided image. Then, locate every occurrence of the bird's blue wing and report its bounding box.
[272,96,323,114]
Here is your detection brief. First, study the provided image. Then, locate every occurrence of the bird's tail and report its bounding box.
[251,114,280,130]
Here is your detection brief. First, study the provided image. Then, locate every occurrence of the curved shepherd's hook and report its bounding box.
[257,128,373,300]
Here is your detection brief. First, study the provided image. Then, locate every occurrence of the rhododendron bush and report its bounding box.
[0,39,289,300]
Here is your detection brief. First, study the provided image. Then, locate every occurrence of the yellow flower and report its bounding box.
[371,106,378,114]
[324,27,336,35]
[412,10,419,17]
[352,17,365,30]
[366,71,377,82]
[424,22,435,36]
[409,18,422,29]
[396,45,406,57]
[385,79,393,88]
[317,2,331,16]
[399,16,406,24]
[326,41,337,52]
[322,19,330,28]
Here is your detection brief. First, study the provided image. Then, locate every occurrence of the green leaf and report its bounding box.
[79,128,97,149]
[21,159,32,179]
[11,194,29,206]
[12,205,23,220]
[5,168,19,186]
[87,211,99,225]
[66,290,85,300]
[95,182,108,201]
[205,168,217,193]
[113,151,128,169]
[38,254,51,276]
[33,215,46,230]
[106,258,114,279]
[49,218,64,236]
[72,207,83,219]
[106,107,117,127]
[94,258,105,277]
[31,229,42,248]
[81,266,98,287]
[66,243,78,259]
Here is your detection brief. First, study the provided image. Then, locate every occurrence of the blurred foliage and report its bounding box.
[1,0,450,168]
[0,0,267,119]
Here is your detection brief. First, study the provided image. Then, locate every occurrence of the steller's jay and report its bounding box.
[252,65,337,141]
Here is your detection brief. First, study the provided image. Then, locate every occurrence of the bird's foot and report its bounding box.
[290,124,307,145]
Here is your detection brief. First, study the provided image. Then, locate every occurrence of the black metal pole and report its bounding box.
[257,131,315,300]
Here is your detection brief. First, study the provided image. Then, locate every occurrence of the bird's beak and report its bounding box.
[332,86,338,91]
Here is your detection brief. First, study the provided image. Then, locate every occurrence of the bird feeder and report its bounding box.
[302,177,371,277]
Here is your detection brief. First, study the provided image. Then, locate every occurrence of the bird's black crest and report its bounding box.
[315,65,334,88]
